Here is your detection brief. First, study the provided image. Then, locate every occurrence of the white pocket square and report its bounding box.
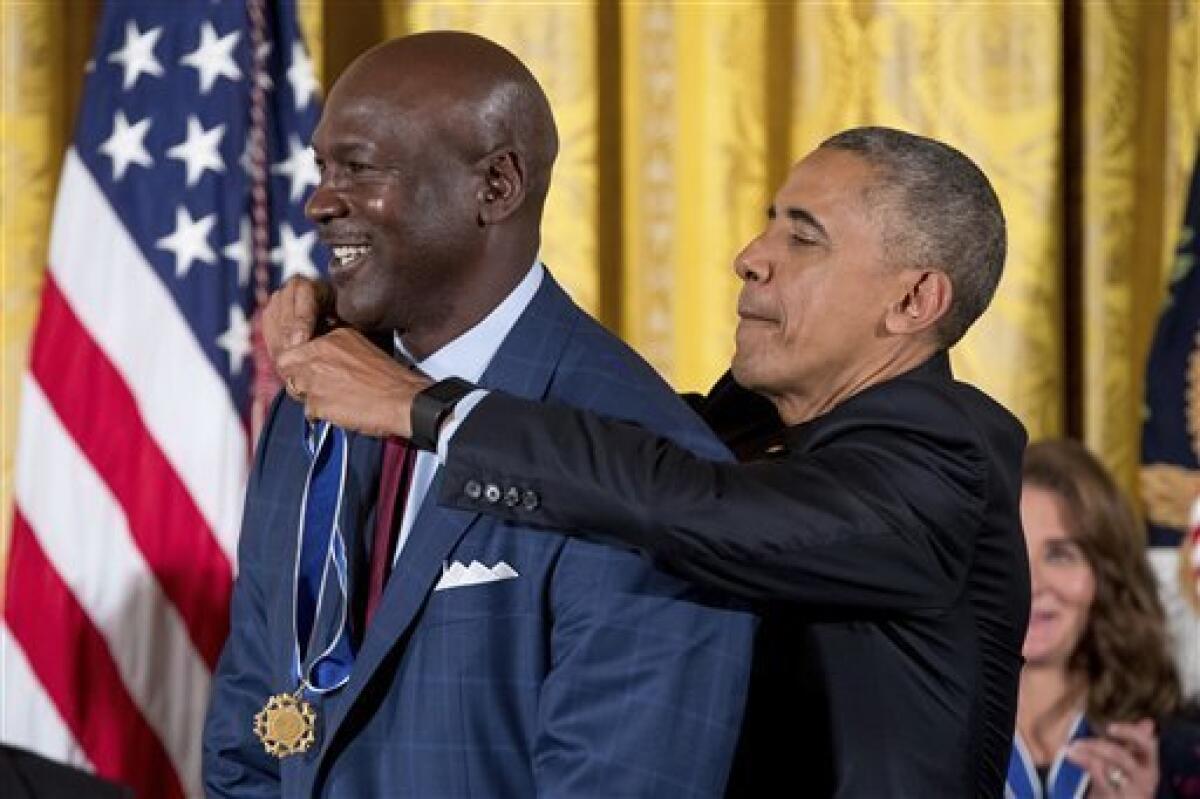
[434,560,519,592]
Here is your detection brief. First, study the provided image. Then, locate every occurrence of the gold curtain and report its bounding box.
[619,2,770,389]
[780,1,1068,445]
[1,0,102,574]
[4,1,1200,571]
[1081,1,1200,492]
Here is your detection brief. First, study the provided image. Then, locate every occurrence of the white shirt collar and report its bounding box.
[393,261,544,382]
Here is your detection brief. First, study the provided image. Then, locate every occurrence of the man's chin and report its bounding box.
[730,356,787,403]
[730,355,761,392]
[334,295,387,336]
[333,294,362,327]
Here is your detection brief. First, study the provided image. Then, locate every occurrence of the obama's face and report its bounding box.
[732,148,910,417]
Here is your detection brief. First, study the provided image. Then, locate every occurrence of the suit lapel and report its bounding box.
[317,271,581,761]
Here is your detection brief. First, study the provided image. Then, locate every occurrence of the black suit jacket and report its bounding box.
[440,353,1030,798]
[0,745,131,799]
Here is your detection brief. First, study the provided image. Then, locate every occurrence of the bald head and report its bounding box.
[335,31,559,211]
[306,31,561,356]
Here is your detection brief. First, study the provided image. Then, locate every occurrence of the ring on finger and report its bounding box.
[1106,766,1126,790]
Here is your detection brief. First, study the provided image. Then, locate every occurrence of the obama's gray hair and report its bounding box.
[821,127,1007,347]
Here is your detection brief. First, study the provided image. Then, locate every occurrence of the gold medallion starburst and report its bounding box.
[253,692,316,758]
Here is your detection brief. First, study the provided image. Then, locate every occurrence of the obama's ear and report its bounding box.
[885,269,952,337]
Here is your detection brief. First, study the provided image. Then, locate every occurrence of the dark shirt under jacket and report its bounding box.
[440,353,1031,798]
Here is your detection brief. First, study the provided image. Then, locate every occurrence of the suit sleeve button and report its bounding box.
[464,480,483,500]
[484,483,502,503]
[503,487,521,507]
[521,490,540,511]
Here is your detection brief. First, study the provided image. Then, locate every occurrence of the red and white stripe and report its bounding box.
[3,149,247,797]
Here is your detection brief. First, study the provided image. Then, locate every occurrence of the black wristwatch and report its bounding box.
[410,377,477,451]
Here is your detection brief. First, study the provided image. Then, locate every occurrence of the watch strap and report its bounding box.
[410,377,476,451]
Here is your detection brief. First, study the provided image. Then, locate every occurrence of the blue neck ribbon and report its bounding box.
[291,420,355,696]
[1006,712,1091,799]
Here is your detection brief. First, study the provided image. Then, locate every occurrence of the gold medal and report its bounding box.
[253,690,316,758]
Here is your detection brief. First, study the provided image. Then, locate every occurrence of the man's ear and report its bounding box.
[475,149,525,226]
[885,269,953,336]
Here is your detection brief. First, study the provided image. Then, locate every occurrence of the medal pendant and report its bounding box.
[253,690,316,758]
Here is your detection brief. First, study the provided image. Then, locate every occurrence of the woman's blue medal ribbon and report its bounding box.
[1006,712,1092,799]
[253,420,355,758]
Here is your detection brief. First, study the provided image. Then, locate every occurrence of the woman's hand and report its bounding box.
[1067,719,1158,798]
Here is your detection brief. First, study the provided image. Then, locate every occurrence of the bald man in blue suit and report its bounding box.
[203,32,755,798]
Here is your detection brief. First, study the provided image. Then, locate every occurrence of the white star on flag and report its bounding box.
[98,110,154,181]
[157,205,217,277]
[180,22,242,94]
[270,222,318,281]
[222,217,253,287]
[216,304,252,375]
[107,21,164,90]
[271,135,320,202]
[167,116,226,187]
[286,42,319,110]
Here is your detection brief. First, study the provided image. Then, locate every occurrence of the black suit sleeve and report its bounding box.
[439,389,989,611]
[0,745,132,799]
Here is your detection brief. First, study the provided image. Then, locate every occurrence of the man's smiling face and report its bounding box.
[305,74,480,338]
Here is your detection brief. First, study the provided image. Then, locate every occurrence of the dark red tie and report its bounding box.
[364,437,416,628]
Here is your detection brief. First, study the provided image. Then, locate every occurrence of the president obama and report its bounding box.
[271,126,1029,797]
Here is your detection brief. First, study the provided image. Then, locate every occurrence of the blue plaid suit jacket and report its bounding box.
[203,272,757,798]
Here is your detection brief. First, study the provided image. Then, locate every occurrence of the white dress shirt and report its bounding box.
[390,261,544,566]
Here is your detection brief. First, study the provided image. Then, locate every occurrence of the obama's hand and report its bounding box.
[263,276,336,363]
[276,326,432,439]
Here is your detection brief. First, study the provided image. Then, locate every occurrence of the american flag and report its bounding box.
[1,1,324,795]
[1142,143,1200,694]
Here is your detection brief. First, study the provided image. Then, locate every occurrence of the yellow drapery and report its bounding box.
[4,2,1200,572]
